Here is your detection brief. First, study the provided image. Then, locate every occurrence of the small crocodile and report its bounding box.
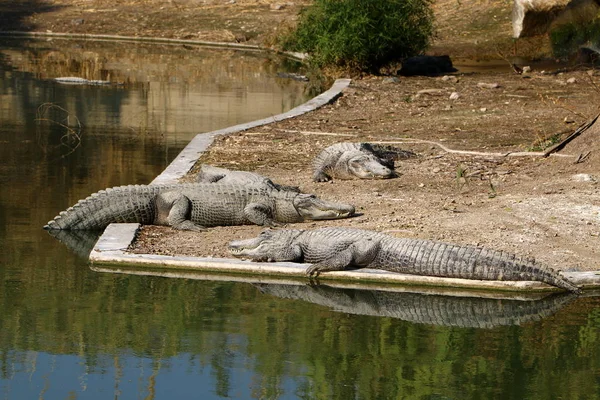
[229,227,582,293]
[312,142,416,182]
[44,183,355,231]
[197,165,300,192]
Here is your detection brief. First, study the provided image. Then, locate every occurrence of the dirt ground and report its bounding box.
[132,71,600,272]
[6,0,599,271]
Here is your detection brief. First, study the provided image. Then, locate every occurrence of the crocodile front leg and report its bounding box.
[306,238,380,277]
[243,203,284,227]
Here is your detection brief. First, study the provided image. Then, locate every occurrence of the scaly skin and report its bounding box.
[312,142,416,182]
[197,165,300,192]
[228,227,582,293]
[44,183,355,231]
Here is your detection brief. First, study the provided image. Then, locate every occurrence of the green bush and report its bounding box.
[550,17,600,59]
[278,0,435,73]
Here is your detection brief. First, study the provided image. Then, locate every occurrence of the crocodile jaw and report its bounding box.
[294,194,355,220]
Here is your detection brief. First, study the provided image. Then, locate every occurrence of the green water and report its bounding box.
[1,38,600,400]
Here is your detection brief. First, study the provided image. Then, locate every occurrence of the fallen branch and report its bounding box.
[543,113,600,157]
[377,138,574,158]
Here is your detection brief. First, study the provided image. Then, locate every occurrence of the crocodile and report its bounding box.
[254,284,575,328]
[43,183,355,231]
[197,165,300,192]
[312,142,416,182]
[228,227,582,293]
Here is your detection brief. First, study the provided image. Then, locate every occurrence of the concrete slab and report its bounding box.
[90,223,600,293]
[85,76,600,294]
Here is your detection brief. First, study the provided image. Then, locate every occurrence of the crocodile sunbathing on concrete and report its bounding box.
[312,142,416,182]
[228,227,582,293]
[44,183,355,231]
[197,165,300,192]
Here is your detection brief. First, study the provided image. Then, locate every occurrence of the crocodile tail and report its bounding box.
[538,267,582,294]
[361,143,417,167]
[43,185,160,230]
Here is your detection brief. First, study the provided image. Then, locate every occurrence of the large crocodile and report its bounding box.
[312,142,416,182]
[197,165,300,192]
[228,227,582,293]
[44,183,355,231]
[255,284,575,328]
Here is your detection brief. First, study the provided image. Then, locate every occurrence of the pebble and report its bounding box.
[477,82,500,89]
[449,92,460,100]
[566,77,577,84]
[572,174,596,182]
[416,89,444,96]
[382,76,400,84]
[441,75,458,83]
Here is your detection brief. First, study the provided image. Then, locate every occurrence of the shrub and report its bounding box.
[278,0,435,73]
[550,17,600,59]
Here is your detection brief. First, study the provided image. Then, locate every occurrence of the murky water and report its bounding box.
[1,38,600,399]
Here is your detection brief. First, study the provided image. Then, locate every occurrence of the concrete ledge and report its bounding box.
[90,223,600,293]
[151,78,351,184]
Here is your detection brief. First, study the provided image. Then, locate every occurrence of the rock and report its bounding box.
[522,66,531,73]
[480,107,487,112]
[566,77,577,84]
[513,0,600,38]
[449,92,460,100]
[270,4,284,10]
[398,55,457,77]
[417,88,445,96]
[477,82,500,89]
[571,173,596,182]
[382,76,400,84]
[441,75,458,83]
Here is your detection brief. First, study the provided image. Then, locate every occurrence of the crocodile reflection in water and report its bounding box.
[46,229,102,260]
[254,283,576,328]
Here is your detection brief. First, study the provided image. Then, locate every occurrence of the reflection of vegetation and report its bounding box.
[35,103,83,158]
[0,0,61,32]
[1,263,600,399]
[550,17,600,59]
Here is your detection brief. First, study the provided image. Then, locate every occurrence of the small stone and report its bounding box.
[270,3,284,10]
[572,173,596,182]
[477,82,500,89]
[566,77,577,84]
[418,183,425,188]
[382,76,400,84]
[480,107,487,112]
[522,66,531,73]
[564,117,575,124]
[449,92,460,100]
[417,88,444,96]
[441,75,458,83]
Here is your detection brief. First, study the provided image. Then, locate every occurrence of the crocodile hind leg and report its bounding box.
[156,191,207,231]
[306,238,380,277]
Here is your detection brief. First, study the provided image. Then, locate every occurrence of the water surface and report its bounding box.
[1,38,600,400]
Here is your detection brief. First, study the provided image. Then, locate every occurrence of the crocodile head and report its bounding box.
[347,153,395,179]
[292,193,355,220]
[229,229,302,262]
